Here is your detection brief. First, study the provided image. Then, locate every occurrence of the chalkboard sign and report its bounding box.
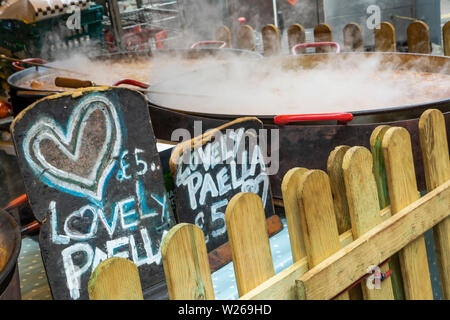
[11,87,175,300]
[169,117,276,253]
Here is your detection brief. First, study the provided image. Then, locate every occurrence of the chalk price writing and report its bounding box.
[116,148,149,181]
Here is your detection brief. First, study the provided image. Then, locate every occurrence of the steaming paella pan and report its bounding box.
[144,52,450,196]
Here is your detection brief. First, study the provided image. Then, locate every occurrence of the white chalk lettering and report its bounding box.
[199,173,219,206]
[116,197,139,230]
[216,167,231,196]
[106,236,130,259]
[63,204,99,241]
[92,247,108,272]
[210,200,228,238]
[185,171,203,210]
[62,243,94,300]
[50,201,70,245]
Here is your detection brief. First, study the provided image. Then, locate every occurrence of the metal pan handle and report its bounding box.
[3,194,28,211]
[190,41,227,49]
[291,42,341,56]
[3,194,41,237]
[12,58,48,71]
[113,79,150,89]
[274,113,353,125]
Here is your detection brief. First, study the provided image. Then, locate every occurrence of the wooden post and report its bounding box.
[374,22,396,52]
[419,109,450,299]
[88,257,143,300]
[343,23,364,52]
[370,126,405,300]
[262,24,281,56]
[342,147,394,300]
[382,127,433,299]
[407,21,431,54]
[226,193,275,297]
[237,25,256,51]
[314,23,333,53]
[288,24,306,54]
[443,21,450,57]
[327,145,363,300]
[296,170,350,300]
[281,168,309,262]
[216,25,232,48]
[161,223,215,300]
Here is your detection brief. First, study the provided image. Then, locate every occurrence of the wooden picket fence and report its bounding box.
[215,20,450,56]
[88,108,449,300]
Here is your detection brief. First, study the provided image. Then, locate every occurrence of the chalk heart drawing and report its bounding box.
[23,94,123,203]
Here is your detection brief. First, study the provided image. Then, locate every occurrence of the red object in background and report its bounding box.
[3,194,28,211]
[11,58,48,71]
[238,17,246,25]
[104,28,168,53]
[274,113,354,125]
[113,78,150,89]
[155,30,167,49]
[0,100,12,118]
[287,0,298,5]
[291,42,341,55]
[190,41,227,49]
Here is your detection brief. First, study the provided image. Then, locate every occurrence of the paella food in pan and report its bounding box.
[147,53,450,117]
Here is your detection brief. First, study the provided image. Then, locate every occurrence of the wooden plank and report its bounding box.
[343,23,364,52]
[297,170,350,300]
[314,23,333,53]
[444,21,450,57]
[216,25,232,48]
[374,22,396,52]
[296,180,450,300]
[327,146,352,234]
[342,147,394,300]
[419,109,450,299]
[370,126,392,209]
[382,127,433,299]
[407,21,431,54]
[161,223,214,300]
[208,215,283,273]
[288,24,306,54]
[370,125,405,300]
[10,87,175,300]
[237,25,256,51]
[88,257,143,300]
[262,24,281,56]
[327,145,363,300]
[226,192,274,297]
[281,167,308,262]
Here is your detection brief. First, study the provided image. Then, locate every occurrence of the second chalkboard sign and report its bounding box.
[169,117,276,253]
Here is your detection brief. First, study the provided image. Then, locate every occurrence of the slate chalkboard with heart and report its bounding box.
[11,87,175,300]
[169,117,276,253]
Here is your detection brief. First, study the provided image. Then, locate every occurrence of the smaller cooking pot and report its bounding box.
[0,209,21,299]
